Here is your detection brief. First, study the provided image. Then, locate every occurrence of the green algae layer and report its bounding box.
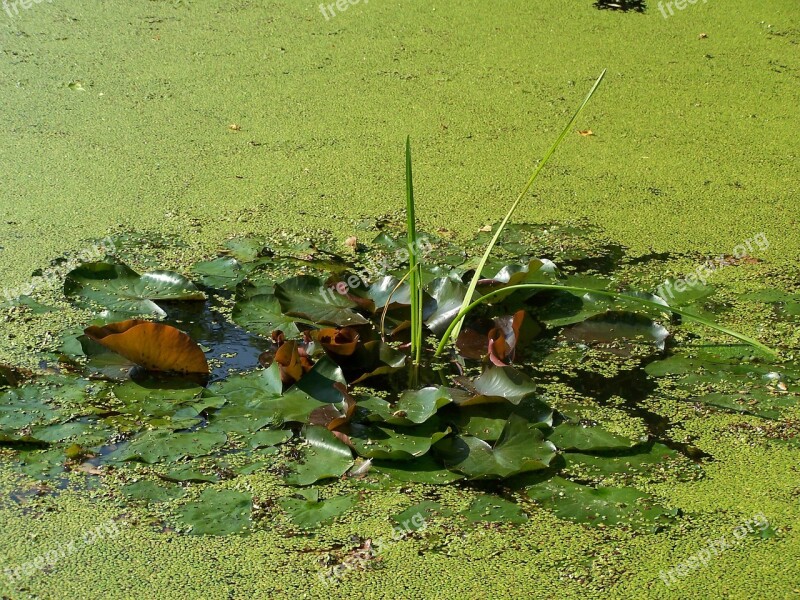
[1,0,799,598]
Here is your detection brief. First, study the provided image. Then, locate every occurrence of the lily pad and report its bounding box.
[469,367,539,404]
[348,420,450,460]
[193,257,253,289]
[547,421,638,452]
[526,476,677,530]
[279,493,357,529]
[563,312,669,352]
[284,426,354,485]
[371,454,464,484]
[380,386,457,425]
[65,261,205,317]
[425,277,471,335]
[392,501,451,529]
[462,494,528,524]
[437,415,557,479]
[110,430,228,464]
[442,395,553,441]
[232,294,301,338]
[274,276,369,326]
[563,443,683,480]
[179,489,252,535]
[122,480,185,503]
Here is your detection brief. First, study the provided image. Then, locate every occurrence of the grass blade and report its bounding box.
[448,70,607,343]
[434,283,778,359]
[405,137,423,364]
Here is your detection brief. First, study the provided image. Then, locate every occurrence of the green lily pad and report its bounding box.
[437,415,557,479]
[442,395,553,441]
[279,493,357,529]
[16,448,66,479]
[222,365,344,427]
[192,257,253,290]
[162,464,220,483]
[223,237,268,262]
[563,443,683,480]
[656,278,716,306]
[462,494,528,524]
[283,356,348,405]
[284,426,354,485]
[367,275,413,308]
[65,260,205,317]
[0,386,63,442]
[349,420,450,460]
[470,367,539,404]
[348,341,408,385]
[563,312,669,351]
[425,277,470,335]
[179,489,252,535]
[232,294,301,338]
[122,480,185,503]
[526,476,677,530]
[206,362,331,424]
[110,430,228,464]
[547,422,638,452]
[248,429,293,449]
[698,390,797,420]
[113,379,204,405]
[371,454,464,484]
[30,421,112,446]
[392,501,451,529]
[379,386,457,425]
[274,276,369,326]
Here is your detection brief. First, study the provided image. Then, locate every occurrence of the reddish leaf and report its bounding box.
[84,320,209,374]
[313,327,360,357]
[258,331,314,385]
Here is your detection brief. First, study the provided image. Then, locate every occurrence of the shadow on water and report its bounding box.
[560,364,712,461]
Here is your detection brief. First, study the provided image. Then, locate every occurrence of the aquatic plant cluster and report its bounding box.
[0,219,797,536]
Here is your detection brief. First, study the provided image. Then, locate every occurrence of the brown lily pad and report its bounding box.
[84,320,209,374]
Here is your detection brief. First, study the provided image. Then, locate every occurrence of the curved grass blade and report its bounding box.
[435,283,778,359]
[449,70,607,342]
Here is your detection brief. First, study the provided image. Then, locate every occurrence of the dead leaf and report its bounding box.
[578,129,594,137]
[488,310,528,365]
[259,331,314,385]
[313,327,360,357]
[84,320,209,374]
